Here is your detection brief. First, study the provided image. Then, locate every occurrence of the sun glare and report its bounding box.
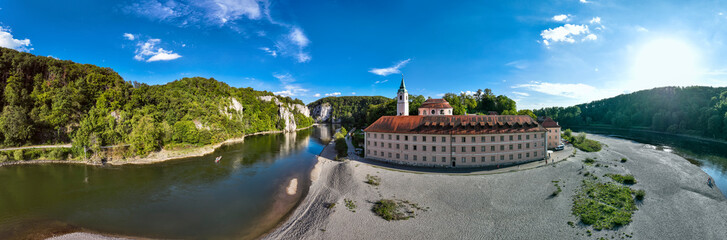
[631,38,702,90]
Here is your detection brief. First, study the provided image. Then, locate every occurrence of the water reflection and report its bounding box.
[0,126,325,240]
[572,127,727,198]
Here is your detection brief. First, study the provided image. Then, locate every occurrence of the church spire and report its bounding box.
[398,74,407,93]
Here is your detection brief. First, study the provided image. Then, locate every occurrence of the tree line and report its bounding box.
[533,86,727,140]
[0,47,312,158]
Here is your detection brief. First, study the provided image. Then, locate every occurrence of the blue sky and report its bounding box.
[1,0,727,109]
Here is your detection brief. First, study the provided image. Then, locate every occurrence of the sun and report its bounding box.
[630,38,702,90]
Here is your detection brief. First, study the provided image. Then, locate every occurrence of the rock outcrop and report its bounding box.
[258,95,310,132]
[309,102,333,123]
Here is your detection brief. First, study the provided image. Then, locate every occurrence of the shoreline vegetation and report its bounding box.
[0,125,314,167]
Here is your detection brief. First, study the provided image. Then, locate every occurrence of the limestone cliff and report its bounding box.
[258,96,311,132]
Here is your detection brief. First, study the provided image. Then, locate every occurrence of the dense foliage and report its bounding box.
[334,127,348,159]
[572,180,637,230]
[308,96,390,126]
[0,47,312,158]
[563,132,602,152]
[535,86,727,141]
[360,89,533,126]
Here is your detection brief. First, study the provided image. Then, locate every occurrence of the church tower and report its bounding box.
[397,75,409,116]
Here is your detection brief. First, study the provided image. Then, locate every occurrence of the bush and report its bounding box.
[621,158,628,163]
[605,174,637,185]
[366,174,381,186]
[572,181,637,230]
[13,149,23,161]
[633,189,646,200]
[583,158,595,164]
[372,199,420,221]
[574,139,602,152]
[334,138,348,159]
[344,199,356,212]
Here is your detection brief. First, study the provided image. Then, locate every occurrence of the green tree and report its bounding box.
[129,116,162,156]
[0,105,33,145]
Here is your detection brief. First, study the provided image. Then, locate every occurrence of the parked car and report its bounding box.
[555,144,565,151]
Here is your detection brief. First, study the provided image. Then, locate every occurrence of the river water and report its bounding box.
[571,127,727,198]
[0,125,334,239]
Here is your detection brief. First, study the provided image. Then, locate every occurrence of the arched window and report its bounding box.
[440,110,444,114]
[399,95,402,100]
[431,110,436,114]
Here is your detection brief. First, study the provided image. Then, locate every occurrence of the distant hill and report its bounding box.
[534,86,727,140]
[0,47,312,156]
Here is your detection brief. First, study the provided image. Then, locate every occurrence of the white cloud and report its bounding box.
[374,79,389,84]
[123,33,136,41]
[589,17,601,24]
[552,14,569,22]
[513,81,597,99]
[583,34,597,41]
[131,38,182,62]
[369,59,411,76]
[205,0,262,24]
[460,90,476,95]
[325,92,342,96]
[351,92,356,95]
[259,47,277,57]
[540,24,591,46]
[635,26,648,32]
[506,60,528,70]
[314,93,321,97]
[273,73,308,97]
[0,26,32,51]
[580,0,589,3]
[512,91,530,97]
[125,0,312,63]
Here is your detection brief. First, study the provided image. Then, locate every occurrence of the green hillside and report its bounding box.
[0,47,312,157]
[534,86,727,140]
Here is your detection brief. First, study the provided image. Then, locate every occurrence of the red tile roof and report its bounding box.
[420,98,452,109]
[539,117,560,128]
[364,115,545,135]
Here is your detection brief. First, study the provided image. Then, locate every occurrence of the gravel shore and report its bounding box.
[265,134,727,240]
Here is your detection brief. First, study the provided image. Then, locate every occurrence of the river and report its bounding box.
[0,125,334,239]
[571,126,727,198]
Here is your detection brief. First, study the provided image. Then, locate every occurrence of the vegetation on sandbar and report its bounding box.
[572,180,637,230]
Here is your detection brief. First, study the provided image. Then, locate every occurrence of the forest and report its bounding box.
[533,86,727,140]
[0,47,312,158]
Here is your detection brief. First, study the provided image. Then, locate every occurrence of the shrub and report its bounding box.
[371,199,420,221]
[633,189,646,200]
[13,149,23,161]
[583,158,595,164]
[366,174,381,186]
[621,158,628,163]
[334,138,348,159]
[344,199,356,212]
[605,174,637,185]
[574,139,602,152]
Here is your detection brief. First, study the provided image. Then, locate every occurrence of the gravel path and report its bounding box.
[265,134,727,240]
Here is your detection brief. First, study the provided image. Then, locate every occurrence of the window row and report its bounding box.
[366,150,540,162]
[366,133,545,143]
[367,142,538,152]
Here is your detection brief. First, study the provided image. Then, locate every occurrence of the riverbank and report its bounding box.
[0,125,313,167]
[266,133,727,239]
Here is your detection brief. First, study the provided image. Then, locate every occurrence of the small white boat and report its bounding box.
[215,156,222,163]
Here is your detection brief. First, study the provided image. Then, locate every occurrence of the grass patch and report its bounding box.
[566,132,603,152]
[365,174,381,186]
[605,174,637,185]
[372,199,425,221]
[344,199,356,212]
[620,158,628,163]
[572,180,637,230]
[583,158,595,165]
